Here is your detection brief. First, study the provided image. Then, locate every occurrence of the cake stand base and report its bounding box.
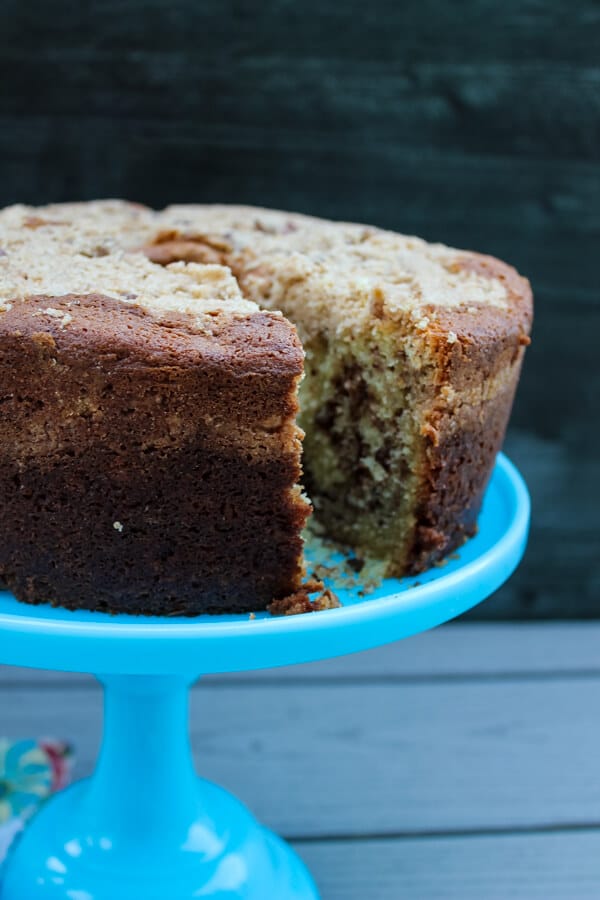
[0,456,530,900]
[1,675,318,899]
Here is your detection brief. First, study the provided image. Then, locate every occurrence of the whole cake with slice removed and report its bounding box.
[0,201,532,615]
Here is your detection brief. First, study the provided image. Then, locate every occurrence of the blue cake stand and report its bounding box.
[0,453,529,899]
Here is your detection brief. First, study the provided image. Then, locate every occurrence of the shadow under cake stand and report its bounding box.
[0,453,529,899]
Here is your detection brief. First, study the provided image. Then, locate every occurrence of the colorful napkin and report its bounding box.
[0,738,72,863]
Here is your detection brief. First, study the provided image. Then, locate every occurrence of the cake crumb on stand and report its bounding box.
[268,579,340,617]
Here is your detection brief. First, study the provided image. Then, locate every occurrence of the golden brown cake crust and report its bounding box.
[407,253,532,571]
[0,293,308,614]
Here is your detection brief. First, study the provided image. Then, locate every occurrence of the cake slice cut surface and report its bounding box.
[153,205,533,575]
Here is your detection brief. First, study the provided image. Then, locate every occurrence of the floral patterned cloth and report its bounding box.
[0,738,72,863]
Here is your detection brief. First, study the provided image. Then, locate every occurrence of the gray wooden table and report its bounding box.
[2,622,600,898]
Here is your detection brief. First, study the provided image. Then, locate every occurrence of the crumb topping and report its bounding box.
[32,307,73,328]
[160,205,513,335]
[0,201,257,324]
[0,200,520,347]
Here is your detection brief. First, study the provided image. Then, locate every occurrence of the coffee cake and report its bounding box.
[0,201,532,614]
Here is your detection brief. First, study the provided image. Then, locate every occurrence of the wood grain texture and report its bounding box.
[3,667,600,837]
[297,831,600,900]
[0,0,597,616]
[2,0,598,64]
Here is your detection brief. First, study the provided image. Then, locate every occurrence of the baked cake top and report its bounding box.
[0,201,257,324]
[0,200,532,340]
[0,200,155,253]
[157,204,531,336]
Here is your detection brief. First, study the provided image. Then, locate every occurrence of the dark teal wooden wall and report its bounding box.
[0,0,598,616]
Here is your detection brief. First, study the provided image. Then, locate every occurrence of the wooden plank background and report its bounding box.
[5,624,600,897]
[0,0,598,616]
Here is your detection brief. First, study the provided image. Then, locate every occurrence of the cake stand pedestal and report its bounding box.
[0,454,529,899]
